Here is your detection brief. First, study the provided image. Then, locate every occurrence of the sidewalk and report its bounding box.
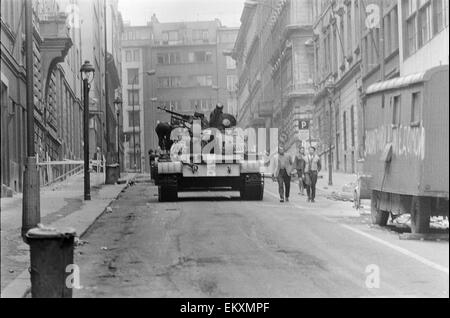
[0,172,136,298]
[314,170,358,201]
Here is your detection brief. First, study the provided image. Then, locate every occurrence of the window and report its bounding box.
[133,49,140,61]
[128,111,140,127]
[332,27,338,73]
[226,56,236,69]
[411,92,421,125]
[392,95,401,127]
[433,0,449,34]
[227,75,238,91]
[193,29,209,42]
[340,19,345,65]
[351,106,355,147]
[127,69,139,85]
[158,77,181,88]
[392,6,399,51]
[162,31,179,45]
[190,99,213,111]
[160,100,181,111]
[418,1,432,47]
[406,15,417,56]
[128,90,140,105]
[346,3,352,54]
[188,52,195,63]
[157,52,181,65]
[191,75,213,87]
[125,50,132,62]
[191,51,212,63]
[227,98,237,115]
[343,111,348,151]
[385,13,392,56]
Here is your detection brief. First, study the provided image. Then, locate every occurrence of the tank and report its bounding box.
[153,105,265,202]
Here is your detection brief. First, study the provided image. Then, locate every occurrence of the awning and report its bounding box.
[366,72,426,95]
[366,66,449,95]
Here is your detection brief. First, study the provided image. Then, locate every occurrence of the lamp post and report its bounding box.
[114,97,123,170]
[22,0,40,240]
[326,80,334,187]
[130,70,156,173]
[81,61,95,200]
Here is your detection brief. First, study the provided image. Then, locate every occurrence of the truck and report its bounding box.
[362,66,449,233]
[152,107,265,202]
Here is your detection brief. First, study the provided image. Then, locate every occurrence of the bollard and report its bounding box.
[26,227,76,298]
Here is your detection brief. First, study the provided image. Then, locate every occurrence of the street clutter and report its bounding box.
[0,172,136,298]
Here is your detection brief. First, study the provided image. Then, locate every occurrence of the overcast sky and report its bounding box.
[118,0,246,27]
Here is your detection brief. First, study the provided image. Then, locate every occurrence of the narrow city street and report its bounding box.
[74,181,449,298]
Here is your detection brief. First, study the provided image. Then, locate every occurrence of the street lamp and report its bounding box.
[81,60,95,201]
[114,96,123,170]
[325,78,334,187]
[130,70,156,173]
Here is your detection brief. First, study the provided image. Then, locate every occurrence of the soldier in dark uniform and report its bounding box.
[209,103,224,129]
[155,121,173,156]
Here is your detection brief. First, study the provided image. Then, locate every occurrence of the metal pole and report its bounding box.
[25,0,35,156]
[83,78,91,200]
[104,0,110,157]
[280,39,283,142]
[328,96,333,186]
[22,0,40,240]
[117,111,120,168]
[379,0,385,82]
[132,79,137,172]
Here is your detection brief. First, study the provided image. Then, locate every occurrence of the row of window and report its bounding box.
[157,51,213,65]
[362,5,400,74]
[124,99,237,126]
[404,0,449,58]
[124,49,140,62]
[391,91,421,127]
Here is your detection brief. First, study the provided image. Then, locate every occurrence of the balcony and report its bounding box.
[287,82,315,99]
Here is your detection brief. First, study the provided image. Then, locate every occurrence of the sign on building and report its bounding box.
[298,119,310,141]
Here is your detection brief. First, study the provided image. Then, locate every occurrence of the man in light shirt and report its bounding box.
[272,146,293,203]
[305,146,321,203]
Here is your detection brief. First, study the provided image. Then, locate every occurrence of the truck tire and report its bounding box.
[411,196,430,234]
[371,191,389,226]
[158,175,178,202]
[240,174,264,201]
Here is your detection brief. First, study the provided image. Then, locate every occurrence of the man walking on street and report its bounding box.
[305,146,321,203]
[272,146,293,203]
[294,147,306,196]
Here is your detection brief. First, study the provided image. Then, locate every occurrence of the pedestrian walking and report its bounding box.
[149,149,156,179]
[294,147,306,196]
[271,146,294,203]
[305,146,321,203]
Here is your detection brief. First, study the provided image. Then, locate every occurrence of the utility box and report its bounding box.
[26,227,76,298]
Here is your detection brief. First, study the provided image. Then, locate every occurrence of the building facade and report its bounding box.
[312,0,402,175]
[1,0,81,193]
[78,0,122,165]
[1,0,123,196]
[312,0,367,174]
[233,0,315,155]
[121,17,238,172]
[398,0,448,75]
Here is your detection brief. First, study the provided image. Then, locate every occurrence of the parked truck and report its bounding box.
[363,66,449,233]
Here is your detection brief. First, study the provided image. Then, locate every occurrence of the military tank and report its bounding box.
[153,104,264,202]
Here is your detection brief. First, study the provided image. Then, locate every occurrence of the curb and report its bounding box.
[0,177,134,298]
